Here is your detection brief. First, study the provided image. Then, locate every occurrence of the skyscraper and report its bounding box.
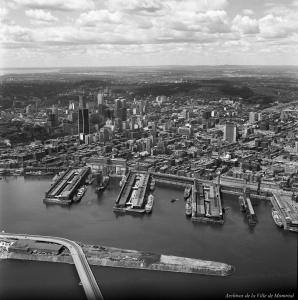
[78,108,89,135]
[249,112,256,124]
[224,123,237,143]
[97,92,104,106]
[79,95,84,109]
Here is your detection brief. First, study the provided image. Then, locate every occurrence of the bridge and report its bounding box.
[0,233,104,300]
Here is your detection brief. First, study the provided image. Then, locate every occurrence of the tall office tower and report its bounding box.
[280,110,288,121]
[97,92,104,115]
[249,112,256,124]
[257,112,262,122]
[79,95,84,109]
[224,123,237,143]
[78,108,89,135]
[97,92,104,106]
[115,99,122,120]
[47,112,58,127]
[69,101,75,110]
[121,99,127,121]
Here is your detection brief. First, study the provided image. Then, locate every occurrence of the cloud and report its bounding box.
[0,7,8,20]
[232,15,259,34]
[242,9,254,15]
[7,0,95,11]
[107,0,164,15]
[25,9,58,23]
[259,13,298,39]
[77,10,122,27]
[164,0,228,13]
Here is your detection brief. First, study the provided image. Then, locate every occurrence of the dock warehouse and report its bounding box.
[9,239,64,255]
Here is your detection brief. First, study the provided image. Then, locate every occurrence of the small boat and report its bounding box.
[85,174,95,185]
[150,178,155,191]
[185,200,192,216]
[171,198,179,203]
[272,209,283,228]
[145,194,154,213]
[96,176,110,192]
[119,175,127,187]
[73,185,87,202]
[184,185,192,199]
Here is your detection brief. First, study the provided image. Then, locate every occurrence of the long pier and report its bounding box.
[0,234,235,277]
[191,181,224,224]
[114,171,150,213]
[0,233,104,300]
[44,167,90,205]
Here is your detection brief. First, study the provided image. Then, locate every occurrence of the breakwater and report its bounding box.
[0,242,234,277]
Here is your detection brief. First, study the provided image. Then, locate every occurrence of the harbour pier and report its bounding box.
[0,233,235,278]
[191,181,224,224]
[271,192,298,232]
[238,189,257,226]
[44,167,90,205]
[113,171,151,213]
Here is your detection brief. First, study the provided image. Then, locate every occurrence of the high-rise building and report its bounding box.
[224,123,237,143]
[78,108,89,136]
[97,92,104,106]
[47,112,58,127]
[97,92,104,116]
[249,112,256,124]
[79,95,84,109]
[121,99,127,120]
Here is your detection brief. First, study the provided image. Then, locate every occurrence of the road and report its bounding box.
[0,232,104,300]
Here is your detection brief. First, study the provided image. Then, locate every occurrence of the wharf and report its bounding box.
[271,192,298,232]
[0,242,234,277]
[44,167,90,205]
[114,171,150,214]
[191,181,224,224]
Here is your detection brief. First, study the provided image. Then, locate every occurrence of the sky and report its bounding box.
[0,0,298,68]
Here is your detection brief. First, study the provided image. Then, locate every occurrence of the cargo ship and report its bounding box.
[185,200,192,217]
[73,186,87,203]
[272,209,283,228]
[150,178,155,191]
[145,194,154,213]
[184,185,192,200]
[96,176,110,193]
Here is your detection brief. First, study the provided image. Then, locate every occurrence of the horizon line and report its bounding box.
[1,64,298,70]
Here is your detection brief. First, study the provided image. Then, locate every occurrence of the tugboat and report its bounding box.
[184,185,192,200]
[272,209,283,228]
[145,194,154,213]
[171,198,179,203]
[185,199,192,217]
[238,195,246,212]
[150,178,155,191]
[96,176,110,192]
[73,185,87,203]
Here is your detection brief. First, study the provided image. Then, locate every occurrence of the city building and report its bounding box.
[223,123,237,143]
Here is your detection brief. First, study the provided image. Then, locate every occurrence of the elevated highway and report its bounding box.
[0,233,104,300]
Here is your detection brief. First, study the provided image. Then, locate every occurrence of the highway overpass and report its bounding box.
[0,233,104,300]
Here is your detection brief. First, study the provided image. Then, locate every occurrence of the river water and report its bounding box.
[0,176,297,300]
